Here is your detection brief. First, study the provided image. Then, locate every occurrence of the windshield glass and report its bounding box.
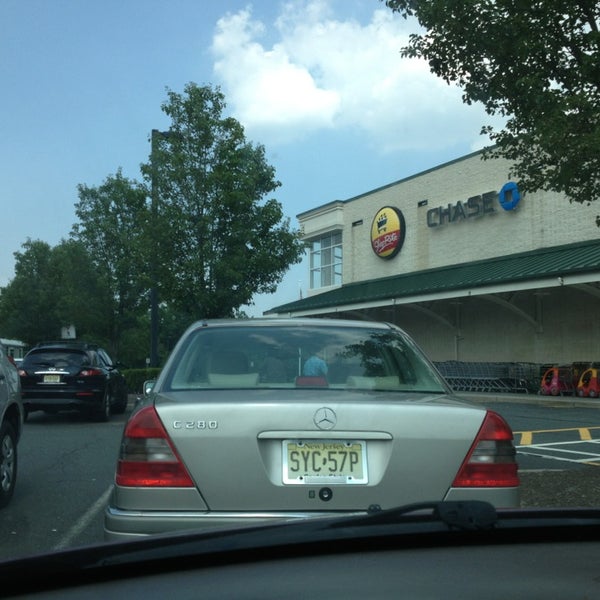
[0,0,597,587]
[163,324,447,393]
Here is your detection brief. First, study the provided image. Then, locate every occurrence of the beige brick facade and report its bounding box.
[300,150,598,291]
[289,150,600,367]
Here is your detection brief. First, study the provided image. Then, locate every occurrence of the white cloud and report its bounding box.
[212,5,340,141]
[211,1,497,151]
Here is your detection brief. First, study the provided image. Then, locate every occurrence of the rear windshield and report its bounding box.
[162,324,447,393]
[22,350,89,369]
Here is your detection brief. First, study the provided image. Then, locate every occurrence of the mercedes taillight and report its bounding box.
[116,405,194,487]
[452,410,519,488]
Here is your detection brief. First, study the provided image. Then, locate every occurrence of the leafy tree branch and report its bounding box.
[385,0,600,211]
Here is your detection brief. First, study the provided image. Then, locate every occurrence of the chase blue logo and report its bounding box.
[498,181,522,211]
[426,182,523,228]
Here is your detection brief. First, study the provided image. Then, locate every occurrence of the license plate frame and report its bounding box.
[282,440,368,485]
[43,374,61,383]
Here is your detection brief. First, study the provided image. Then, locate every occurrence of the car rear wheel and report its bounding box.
[91,389,112,422]
[111,390,128,415]
[0,421,17,508]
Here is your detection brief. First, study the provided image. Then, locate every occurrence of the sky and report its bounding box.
[1,0,499,317]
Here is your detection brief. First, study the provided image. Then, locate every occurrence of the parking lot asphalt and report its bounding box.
[459,391,600,508]
[459,391,600,409]
[518,468,600,508]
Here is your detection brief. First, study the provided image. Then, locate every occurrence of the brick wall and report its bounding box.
[300,151,599,288]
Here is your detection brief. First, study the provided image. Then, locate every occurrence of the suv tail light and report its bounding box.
[79,368,104,377]
[452,410,519,488]
[116,406,194,487]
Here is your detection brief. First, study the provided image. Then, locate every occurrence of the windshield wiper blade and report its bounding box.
[333,500,498,531]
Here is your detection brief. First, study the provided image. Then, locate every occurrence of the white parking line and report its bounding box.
[518,450,600,465]
[53,485,113,550]
[517,440,600,465]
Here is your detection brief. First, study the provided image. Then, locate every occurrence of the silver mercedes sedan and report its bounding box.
[105,318,519,540]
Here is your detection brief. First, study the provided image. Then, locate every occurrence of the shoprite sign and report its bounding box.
[370,206,406,259]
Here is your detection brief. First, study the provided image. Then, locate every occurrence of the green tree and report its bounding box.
[385,0,600,208]
[47,239,114,348]
[71,169,150,357]
[0,240,57,343]
[140,83,304,321]
[0,239,109,346]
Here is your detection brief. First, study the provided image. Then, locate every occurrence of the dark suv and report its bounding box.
[18,341,128,421]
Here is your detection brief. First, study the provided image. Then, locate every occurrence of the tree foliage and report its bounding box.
[0,240,56,344]
[71,169,151,358]
[0,239,110,346]
[46,239,113,343]
[0,83,304,365]
[140,83,305,320]
[385,0,600,207]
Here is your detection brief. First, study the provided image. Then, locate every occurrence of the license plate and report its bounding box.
[43,375,61,383]
[283,440,368,484]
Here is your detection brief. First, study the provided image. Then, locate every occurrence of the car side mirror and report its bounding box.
[143,380,156,396]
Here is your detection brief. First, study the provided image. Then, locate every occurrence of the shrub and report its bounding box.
[122,368,161,393]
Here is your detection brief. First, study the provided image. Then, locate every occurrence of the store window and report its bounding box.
[309,231,342,289]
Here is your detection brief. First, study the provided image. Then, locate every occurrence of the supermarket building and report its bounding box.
[267,149,600,367]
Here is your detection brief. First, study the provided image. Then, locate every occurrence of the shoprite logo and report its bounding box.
[371,206,406,259]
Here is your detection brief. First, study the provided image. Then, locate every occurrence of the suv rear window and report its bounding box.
[22,350,90,369]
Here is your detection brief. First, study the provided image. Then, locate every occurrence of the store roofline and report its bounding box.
[296,147,489,220]
[265,239,600,316]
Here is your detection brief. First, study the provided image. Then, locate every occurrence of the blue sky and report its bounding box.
[1,0,497,316]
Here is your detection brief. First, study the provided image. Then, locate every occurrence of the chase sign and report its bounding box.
[426,182,522,228]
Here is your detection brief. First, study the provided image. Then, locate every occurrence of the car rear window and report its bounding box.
[22,350,89,369]
[163,325,447,393]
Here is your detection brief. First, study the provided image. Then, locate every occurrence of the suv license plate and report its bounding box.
[283,440,368,484]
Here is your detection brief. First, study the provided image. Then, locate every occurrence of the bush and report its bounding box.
[122,368,161,393]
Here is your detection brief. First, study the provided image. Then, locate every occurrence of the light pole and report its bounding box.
[149,128,169,368]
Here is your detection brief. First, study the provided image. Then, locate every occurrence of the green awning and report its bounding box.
[267,239,600,315]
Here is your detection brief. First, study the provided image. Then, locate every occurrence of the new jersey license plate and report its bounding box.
[283,440,368,484]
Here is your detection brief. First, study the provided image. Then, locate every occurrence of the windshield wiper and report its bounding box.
[334,500,498,531]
